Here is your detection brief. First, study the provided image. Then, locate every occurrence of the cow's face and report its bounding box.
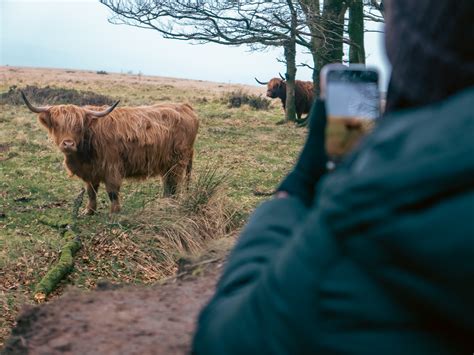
[21,92,119,155]
[38,106,90,154]
[266,78,286,98]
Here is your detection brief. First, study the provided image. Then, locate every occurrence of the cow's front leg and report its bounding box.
[105,180,121,213]
[85,181,100,215]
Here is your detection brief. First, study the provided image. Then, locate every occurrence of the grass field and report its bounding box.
[0,66,306,346]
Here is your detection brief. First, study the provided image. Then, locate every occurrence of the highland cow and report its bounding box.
[22,92,199,214]
[255,74,314,121]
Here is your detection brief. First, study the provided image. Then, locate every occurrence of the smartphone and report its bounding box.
[320,64,380,161]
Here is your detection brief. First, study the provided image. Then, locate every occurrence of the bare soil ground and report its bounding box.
[3,257,223,355]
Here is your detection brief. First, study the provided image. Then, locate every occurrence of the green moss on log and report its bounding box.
[34,230,81,300]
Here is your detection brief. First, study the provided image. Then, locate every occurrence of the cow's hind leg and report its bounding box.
[163,174,179,197]
[105,179,122,213]
[163,165,185,197]
[85,181,100,215]
[185,150,194,187]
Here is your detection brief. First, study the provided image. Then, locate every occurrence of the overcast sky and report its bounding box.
[1,0,390,88]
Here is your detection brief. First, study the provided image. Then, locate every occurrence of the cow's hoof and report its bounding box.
[110,205,121,214]
[82,208,96,216]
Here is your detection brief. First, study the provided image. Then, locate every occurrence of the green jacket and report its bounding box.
[193,87,474,354]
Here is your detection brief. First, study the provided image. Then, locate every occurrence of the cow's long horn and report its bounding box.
[255,77,268,85]
[21,91,49,113]
[83,100,120,118]
[279,72,287,81]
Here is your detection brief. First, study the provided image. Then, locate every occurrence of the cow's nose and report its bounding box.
[62,139,75,148]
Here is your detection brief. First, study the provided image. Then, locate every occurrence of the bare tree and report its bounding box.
[100,0,384,120]
[101,0,308,122]
[364,0,385,22]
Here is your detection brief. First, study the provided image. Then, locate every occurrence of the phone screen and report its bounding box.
[323,67,380,160]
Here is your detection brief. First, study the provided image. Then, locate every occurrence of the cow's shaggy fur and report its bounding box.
[35,102,199,214]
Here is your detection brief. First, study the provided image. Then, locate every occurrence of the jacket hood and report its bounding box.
[384,0,474,112]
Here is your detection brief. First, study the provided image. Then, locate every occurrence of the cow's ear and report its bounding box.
[84,113,98,128]
[38,112,52,129]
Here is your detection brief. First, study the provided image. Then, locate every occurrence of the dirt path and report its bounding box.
[3,260,223,355]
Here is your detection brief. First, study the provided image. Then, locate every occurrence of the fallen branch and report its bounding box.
[38,217,68,229]
[34,231,82,302]
[33,189,84,302]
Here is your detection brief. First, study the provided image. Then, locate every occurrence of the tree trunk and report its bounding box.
[284,44,297,122]
[312,45,324,97]
[322,0,346,64]
[301,0,346,97]
[348,0,365,63]
[300,0,321,97]
[284,3,298,122]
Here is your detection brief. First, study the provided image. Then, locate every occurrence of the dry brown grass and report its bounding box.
[0,66,265,97]
[72,165,239,286]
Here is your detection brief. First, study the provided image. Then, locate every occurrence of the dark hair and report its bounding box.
[384,0,474,112]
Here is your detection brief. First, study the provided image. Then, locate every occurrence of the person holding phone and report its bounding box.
[193,0,474,353]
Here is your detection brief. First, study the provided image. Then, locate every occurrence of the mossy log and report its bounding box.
[38,216,68,229]
[34,230,81,302]
[34,189,84,302]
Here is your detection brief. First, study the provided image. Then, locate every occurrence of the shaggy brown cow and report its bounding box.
[21,92,199,214]
[255,74,314,121]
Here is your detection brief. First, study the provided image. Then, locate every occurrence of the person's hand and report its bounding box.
[277,99,328,206]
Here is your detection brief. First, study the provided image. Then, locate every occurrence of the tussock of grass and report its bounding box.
[75,166,239,284]
[223,89,270,110]
[181,165,227,214]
